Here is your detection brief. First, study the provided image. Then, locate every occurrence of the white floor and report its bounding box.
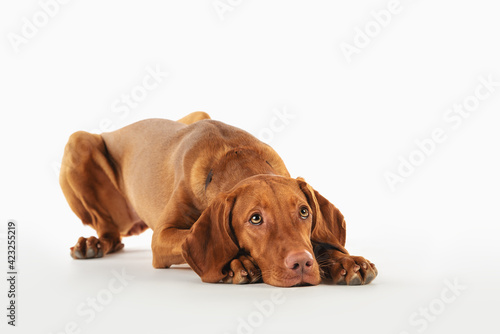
[2,221,498,334]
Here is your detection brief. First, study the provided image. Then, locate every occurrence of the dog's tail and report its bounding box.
[177,111,211,125]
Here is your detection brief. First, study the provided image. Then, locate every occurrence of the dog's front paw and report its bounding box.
[222,255,262,284]
[326,254,378,285]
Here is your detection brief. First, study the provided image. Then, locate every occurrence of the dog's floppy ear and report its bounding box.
[181,193,239,283]
[297,178,348,253]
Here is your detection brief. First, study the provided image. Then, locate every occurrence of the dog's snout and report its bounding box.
[285,250,314,273]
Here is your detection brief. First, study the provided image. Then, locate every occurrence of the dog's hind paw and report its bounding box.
[70,236,123,259]
[70,236,103,259]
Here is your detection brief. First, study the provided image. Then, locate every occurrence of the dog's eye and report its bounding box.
[299,207,309,219]
[249,214,262,225]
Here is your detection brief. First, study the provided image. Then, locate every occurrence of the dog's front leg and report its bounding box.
[151,226,191,268]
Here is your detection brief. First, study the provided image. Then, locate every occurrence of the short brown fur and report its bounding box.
[60,112,377,287]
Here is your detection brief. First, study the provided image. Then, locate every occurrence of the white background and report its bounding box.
[1,1,499,333]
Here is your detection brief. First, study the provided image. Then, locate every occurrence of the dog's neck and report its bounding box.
[204,147,276,203]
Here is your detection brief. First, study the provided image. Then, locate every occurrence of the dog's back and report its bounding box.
[100,117,287,227]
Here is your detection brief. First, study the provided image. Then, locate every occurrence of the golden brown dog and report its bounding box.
[60,112,377,287]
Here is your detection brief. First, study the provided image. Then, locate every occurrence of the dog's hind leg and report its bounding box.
[60,131,135,259]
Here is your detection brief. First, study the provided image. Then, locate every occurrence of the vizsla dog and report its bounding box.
[60,112,377,287]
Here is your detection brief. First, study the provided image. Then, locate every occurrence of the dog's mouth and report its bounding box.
[265,271,321,287]
[292,282,314,287]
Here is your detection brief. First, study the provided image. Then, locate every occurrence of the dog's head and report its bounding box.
[181,175,346,287]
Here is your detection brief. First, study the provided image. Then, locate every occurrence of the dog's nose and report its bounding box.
[285,250,314,273]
